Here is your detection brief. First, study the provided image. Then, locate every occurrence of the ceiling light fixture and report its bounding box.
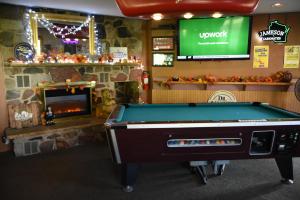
[212,12,223,18]
[183,12,194,19]
[151,13,163,21]
[272,2,283,8]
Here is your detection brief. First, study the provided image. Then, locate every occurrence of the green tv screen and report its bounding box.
[178,16,251,60]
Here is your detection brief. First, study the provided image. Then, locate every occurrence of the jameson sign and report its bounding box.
[258,20,290,43]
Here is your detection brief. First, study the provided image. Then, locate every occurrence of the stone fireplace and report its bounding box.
[44,87,92,118]
[0,5,146,153]
[3,63,145,156]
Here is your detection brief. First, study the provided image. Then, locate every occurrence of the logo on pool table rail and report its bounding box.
[208,90,237,103]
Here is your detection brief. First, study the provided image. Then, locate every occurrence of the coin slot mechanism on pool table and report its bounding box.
[250,130,275,155]
[276,131,299,153]
[167,138,242,148]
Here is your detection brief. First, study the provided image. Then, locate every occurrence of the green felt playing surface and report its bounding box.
[117,103,300,122]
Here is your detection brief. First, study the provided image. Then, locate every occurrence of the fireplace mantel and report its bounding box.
[4,62,140,68]
[37,81,96,89]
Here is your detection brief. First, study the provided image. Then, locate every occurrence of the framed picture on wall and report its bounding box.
[152,53,174,67]
[152,37,174,51]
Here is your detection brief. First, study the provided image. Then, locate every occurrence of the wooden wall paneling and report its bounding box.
[284,92,300,113]
[150,13,300,112]
[150,13,300,83]
[152,90,290,108]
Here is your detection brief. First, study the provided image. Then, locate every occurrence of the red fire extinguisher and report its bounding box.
[142,71,150,90]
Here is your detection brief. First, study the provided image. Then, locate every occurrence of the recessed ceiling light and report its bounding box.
[151,13,163,21]
[272,2,283,7]
[183,12,194,19]
[212,12,223,18]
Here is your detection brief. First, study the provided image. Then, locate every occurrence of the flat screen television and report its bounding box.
[177,16,251,60]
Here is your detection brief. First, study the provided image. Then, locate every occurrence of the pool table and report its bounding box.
[105,102,300,192]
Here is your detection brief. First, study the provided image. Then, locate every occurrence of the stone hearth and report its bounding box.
[4,115,105,156]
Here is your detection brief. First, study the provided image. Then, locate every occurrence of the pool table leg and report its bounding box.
[195,165,208,184]
[121,163,139,192]
[190,161,208,184]
[275,154,294,184]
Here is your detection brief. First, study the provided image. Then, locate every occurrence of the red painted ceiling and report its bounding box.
[115,0,260,18]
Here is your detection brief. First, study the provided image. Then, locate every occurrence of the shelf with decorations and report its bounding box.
[36,80,97,89]
[4,62,140,68]
[161,81,292,86]
[5,49,142,68]
[154,71,294,91]
[5,52,141,68]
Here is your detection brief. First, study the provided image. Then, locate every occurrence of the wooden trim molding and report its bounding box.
[152,89,300,113]
[0,50,10,152]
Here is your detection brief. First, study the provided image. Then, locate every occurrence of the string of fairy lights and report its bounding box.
[24,9,102,55]
[37,16,91,39]
[94,23,101,55]
[24,11,33,46]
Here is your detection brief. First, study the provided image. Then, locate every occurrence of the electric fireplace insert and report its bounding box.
[44,87,92,118]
